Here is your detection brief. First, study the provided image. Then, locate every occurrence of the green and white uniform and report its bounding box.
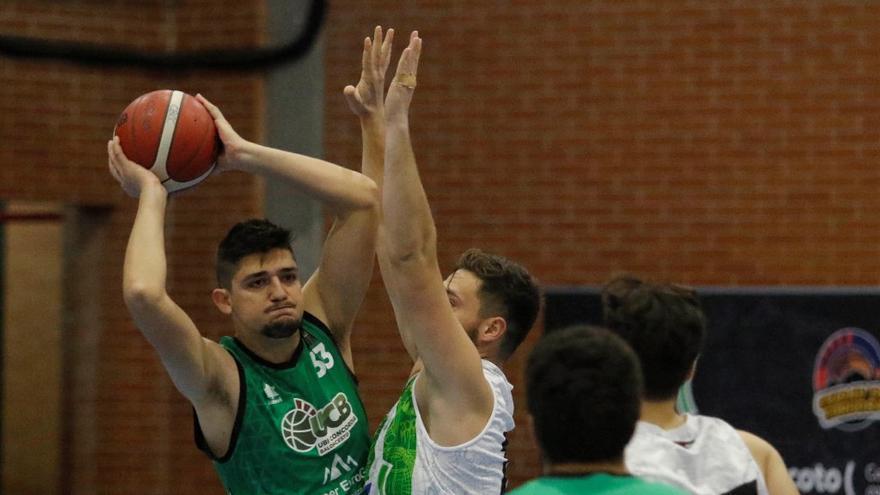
[195,312,370,495]
[365,360,514,494]
[508,473,687,495]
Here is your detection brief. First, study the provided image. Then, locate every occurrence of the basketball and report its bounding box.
[113,89,219,192]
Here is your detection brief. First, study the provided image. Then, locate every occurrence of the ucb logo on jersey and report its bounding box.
[281,393,359,455]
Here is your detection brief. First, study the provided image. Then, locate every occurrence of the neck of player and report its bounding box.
[239,331,302,364]
[640,397,687,430]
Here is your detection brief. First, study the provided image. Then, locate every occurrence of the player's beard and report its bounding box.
[261,319,302,339]
[464,322,479,343]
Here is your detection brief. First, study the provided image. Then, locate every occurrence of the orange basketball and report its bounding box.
[113,90,219,192]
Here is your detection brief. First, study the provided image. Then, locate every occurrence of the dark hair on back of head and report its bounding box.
[601,274,705,401]
[455,248,542,360]
[526,325,642,464]
[216,219,293,288]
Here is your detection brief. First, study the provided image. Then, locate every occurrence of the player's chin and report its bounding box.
[273,313,300,324]
[261,319,302,339]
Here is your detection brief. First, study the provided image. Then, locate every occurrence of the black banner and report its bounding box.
[545,287,880,495]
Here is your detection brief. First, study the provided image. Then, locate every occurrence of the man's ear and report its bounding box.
[482,316,508,343]
[212,288,233,315]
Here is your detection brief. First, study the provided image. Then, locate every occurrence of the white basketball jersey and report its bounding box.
[367,360,515,494]
[625,414,769,495]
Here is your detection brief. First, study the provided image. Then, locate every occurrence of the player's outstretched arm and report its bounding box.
[196,95,380,369]
[344,25,394,155]
[196,94,378,218]
[738,430,799,495]
[343,26,423,362]
[381,32,493,427]
[109,138,237,408]
[343,26,393,200]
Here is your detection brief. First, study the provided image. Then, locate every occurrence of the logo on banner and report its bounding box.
[812,327,880,431]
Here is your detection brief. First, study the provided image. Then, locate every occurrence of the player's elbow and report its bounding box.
[385,227,438,268]
[360,181,381,221]
[326,176,380,218]
[350,175,381,211]
[362,176,380,209]
[123,282,167,312]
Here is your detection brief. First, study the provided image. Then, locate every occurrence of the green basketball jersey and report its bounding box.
[508,474,687,495]
[364,376,419,493]
[195,312,370,495]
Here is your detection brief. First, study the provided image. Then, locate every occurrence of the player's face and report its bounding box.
[444,269,485,342]
[228,248,304,339]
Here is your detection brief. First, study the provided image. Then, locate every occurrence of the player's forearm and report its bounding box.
[360,116,422,360]
[360,117,385,190]
[233,140,379,215]
[765,448,799,495]
[122,183,170,307]
[382,120,437,265]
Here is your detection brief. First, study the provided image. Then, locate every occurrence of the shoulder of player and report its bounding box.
[420,358,496,417]
[301,311,345,349]
[190,339,243,461]
[736,429,774,467]
[480,359,508,382]
[197,338,241,407]
[480,361,512,399]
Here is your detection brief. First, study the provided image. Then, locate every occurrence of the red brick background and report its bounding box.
[324,0,880,489]
[2,0,880,492]
[0,1,264,493]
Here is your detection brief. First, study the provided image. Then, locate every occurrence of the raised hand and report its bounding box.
[344,26,394,119]
[107,136,163,198]
[195,94,247,172]
[386,31,422,122]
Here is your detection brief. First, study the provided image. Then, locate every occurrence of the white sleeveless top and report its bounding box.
[625,414,769,495]
[366,360,514,494]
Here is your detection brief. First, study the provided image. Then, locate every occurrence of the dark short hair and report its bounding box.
[526,325,642,464]
[216,219,293,289]
[601,274,705,401]
[455,248,541,360]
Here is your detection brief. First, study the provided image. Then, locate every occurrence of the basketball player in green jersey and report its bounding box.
[107,93,378,493]
[345,29,541,493]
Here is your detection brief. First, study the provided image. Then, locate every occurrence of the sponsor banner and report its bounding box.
[546,287,880,494]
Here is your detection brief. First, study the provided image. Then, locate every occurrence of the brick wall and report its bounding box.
[4,0,880,492]
[324,1,880,488]
[0,1,263,493]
